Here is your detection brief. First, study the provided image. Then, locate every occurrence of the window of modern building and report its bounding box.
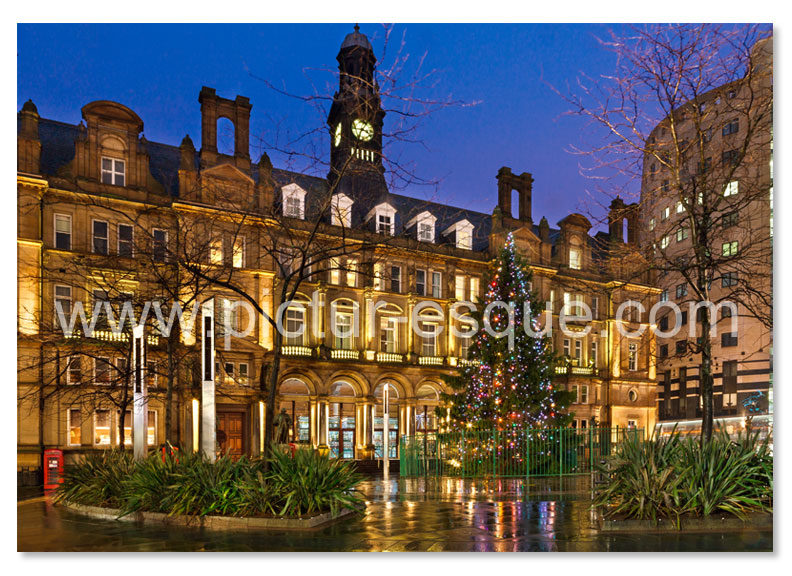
[723,180,739,197]
[232,237,245,268]
[722,272,738,287]
[676,340,687,355]
[721,332,738,347]
[649,218,655,231]
[660,289,668,302]
[723,360,738,407]
[660,235,670,249]
[54,213,72,250]
[94,410,111,445]
[152,228,168,262]
[117,224,133,257]
[662,206,670,220]
[92,220,109,255]
[722,211,739,228]
[67,409,81,446]
[676,227,689,242]
[676,201,684,214]
[722,240,739,257]
[722,119,739,136]
[101,157,125,186]
[722,149,739,167]
[676,283,688,298]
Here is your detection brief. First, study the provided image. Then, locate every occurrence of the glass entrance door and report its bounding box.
[328,402,355,459]
[374,407,398,458]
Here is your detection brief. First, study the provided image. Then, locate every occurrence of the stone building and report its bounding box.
[17,27,658,471]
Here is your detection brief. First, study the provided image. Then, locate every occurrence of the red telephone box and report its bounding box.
[43,449,63,491]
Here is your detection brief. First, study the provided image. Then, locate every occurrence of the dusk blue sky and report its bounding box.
[18,24,637,229]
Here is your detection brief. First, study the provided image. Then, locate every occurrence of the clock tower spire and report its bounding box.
[327,25,386,191]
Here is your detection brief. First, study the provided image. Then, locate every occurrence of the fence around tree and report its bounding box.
[399,427,641,478]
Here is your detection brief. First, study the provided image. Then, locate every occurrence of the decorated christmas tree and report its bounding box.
[441,233,573,431]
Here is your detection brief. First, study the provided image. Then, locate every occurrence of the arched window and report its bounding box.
[217,117,235,156]
[415,384,441,434]
[100,136,126,186]
[373,383,399,458]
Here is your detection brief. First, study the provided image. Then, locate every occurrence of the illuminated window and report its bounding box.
[418,222,433,242]
[430,271,442,298]
[67,356,81,385]
[421,324,438,356]
[470,277,480,300]
[380,317,397,353]
[147,410,157,446]
[676,201,684,214]
[331,193,353,228]
[346,258,358,287]
[101,157,125,186]
[662,207,670,220]
[285,307,305,346]
[660,235,670,249]
[329,258,341,284]
[67,409,81,446]
[722,241,739,257]
[94,410,111,446]
[723,181,739,197]
[209,238,224,265]
[232,237,245,268]
[649,218,655,231]
[334,311,354,350]
[282,184,306,219]
[455,275,466,301]
[569,246,582,270]
[628,342,638,371]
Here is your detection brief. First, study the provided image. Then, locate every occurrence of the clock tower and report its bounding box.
[327,25,386,192]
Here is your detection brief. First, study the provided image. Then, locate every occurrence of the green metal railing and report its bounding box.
[399,427,641,478]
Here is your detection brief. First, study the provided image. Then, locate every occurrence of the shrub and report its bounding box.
[266,446,364,517]
[55,446,363,519]
[594,428,772,522]
[54,450,134,508]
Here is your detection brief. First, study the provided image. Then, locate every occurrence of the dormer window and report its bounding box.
[331,193,353,228]
[443,219,474,250]
[378,214,393,235]
[569,239,582,270]
[367,202,397,236]
[101,157,125,186]
[282,183,307,219]
[407,211,437,243]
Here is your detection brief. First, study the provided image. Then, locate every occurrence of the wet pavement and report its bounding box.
[18,476,772,552]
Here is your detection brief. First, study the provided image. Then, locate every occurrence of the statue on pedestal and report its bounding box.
[274,408,292,444]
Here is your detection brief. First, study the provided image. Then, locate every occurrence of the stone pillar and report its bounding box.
[200,298,216,461]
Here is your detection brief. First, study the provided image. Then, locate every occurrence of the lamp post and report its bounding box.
[201,298,216,461]
[383,384,389,480]
[132,325,147,460]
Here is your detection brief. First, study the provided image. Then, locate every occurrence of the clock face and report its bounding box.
[351,119,374,142]
[334,123,342,147]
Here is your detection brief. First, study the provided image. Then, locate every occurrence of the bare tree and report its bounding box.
[557,24,773,441]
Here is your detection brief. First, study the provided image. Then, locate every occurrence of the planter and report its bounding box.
[59,500,362,531]
[598,511,772,533]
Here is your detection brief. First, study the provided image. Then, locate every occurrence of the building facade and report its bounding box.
[639,37,773,436]
[17,27,658,472]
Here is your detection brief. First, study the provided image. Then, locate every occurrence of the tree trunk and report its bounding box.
[263,331,284,463]
[700,323,714,444]
[165,332,175,445]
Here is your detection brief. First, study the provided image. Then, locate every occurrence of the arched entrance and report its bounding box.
[328,381,356,459]
[415,383,441,435]
[278,378,311,444]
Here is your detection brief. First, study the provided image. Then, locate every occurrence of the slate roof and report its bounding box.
[25,116,605,259]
